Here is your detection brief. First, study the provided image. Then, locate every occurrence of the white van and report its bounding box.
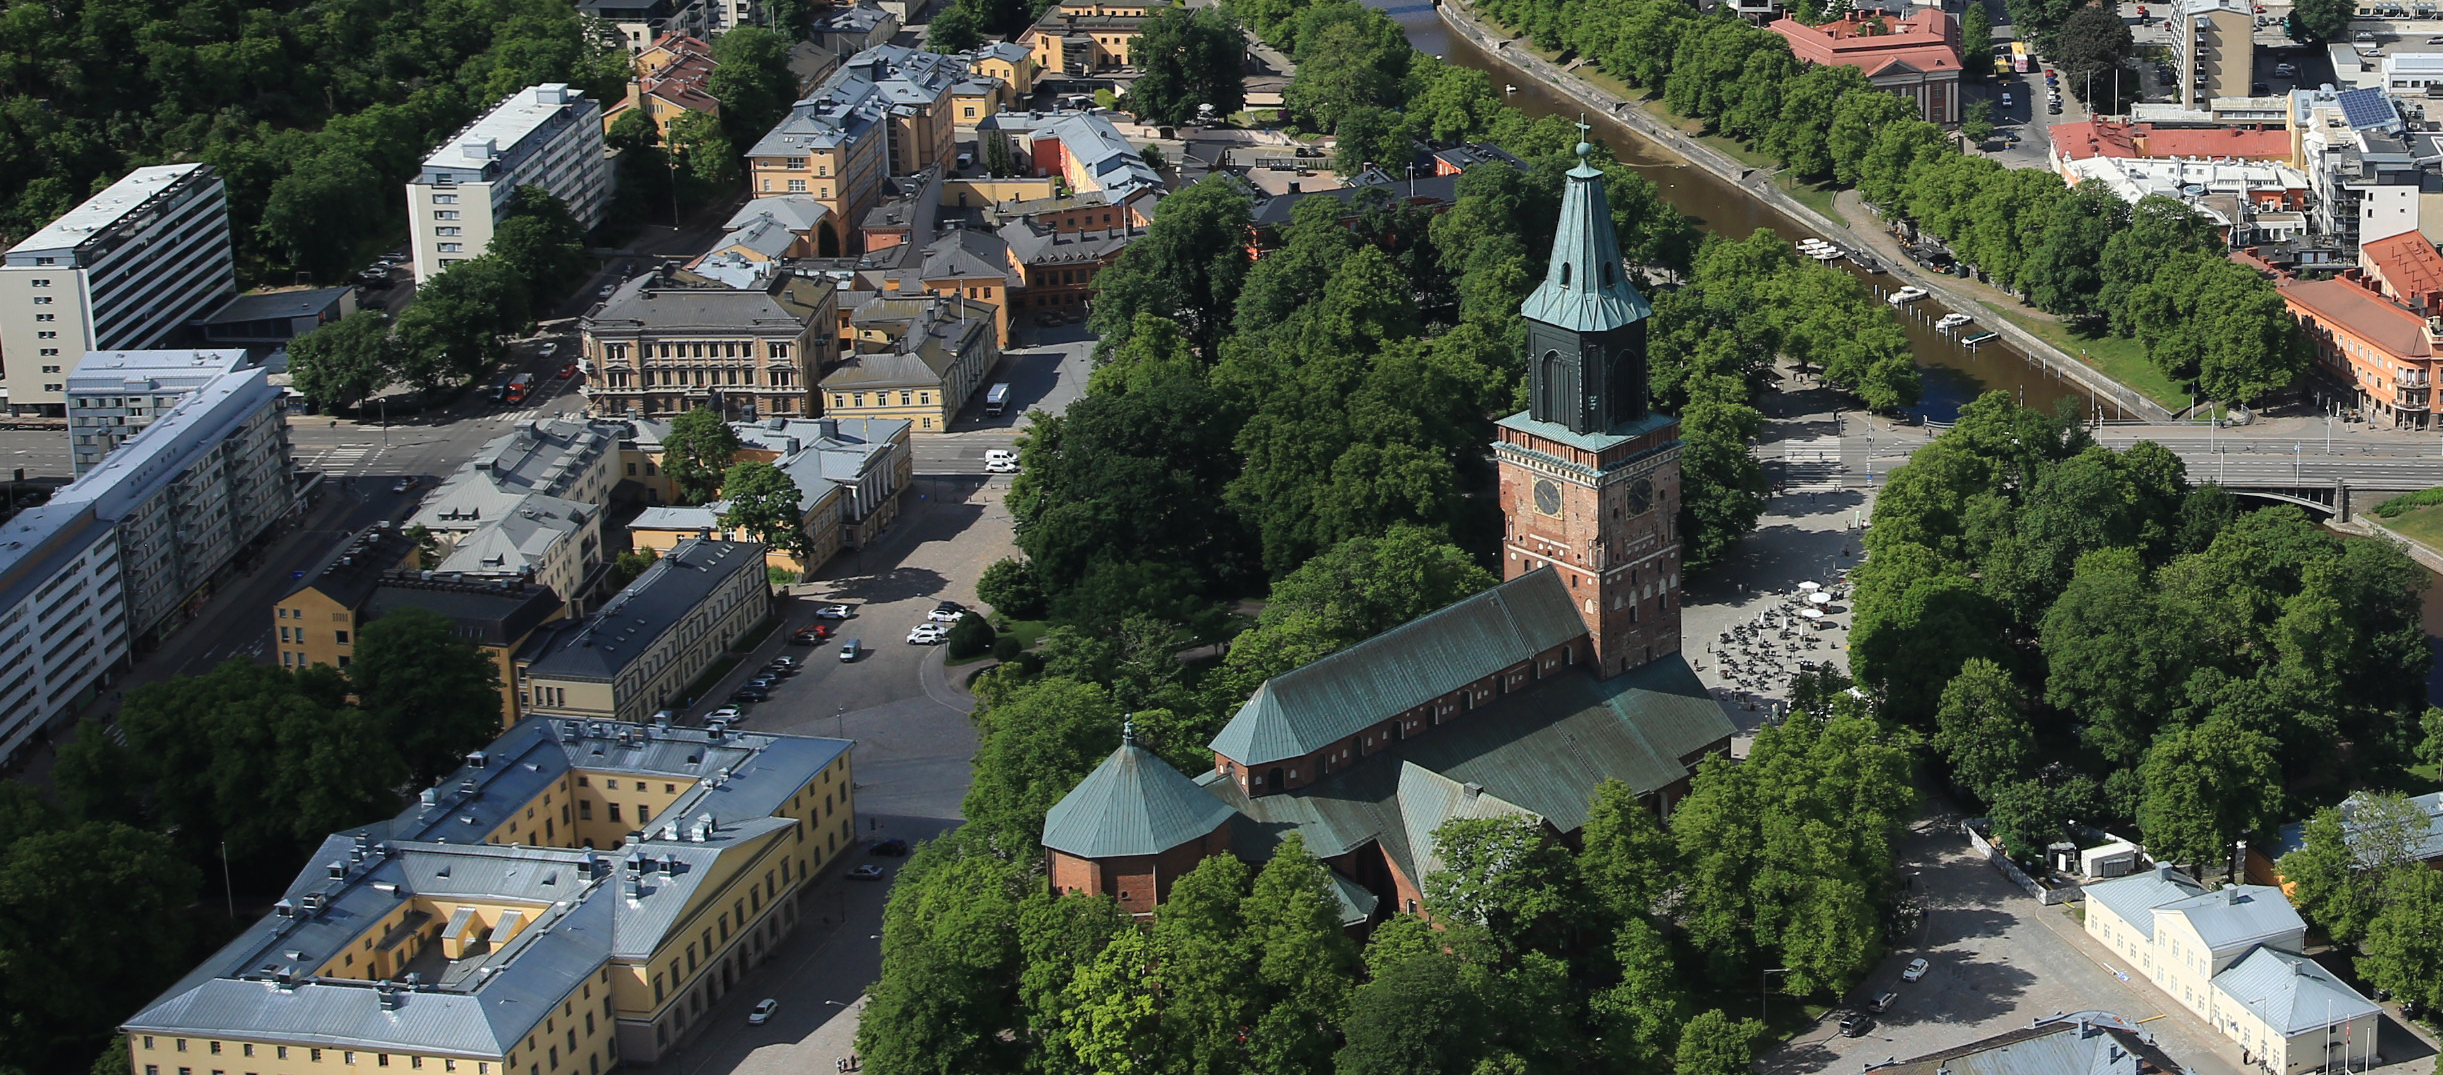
[984,449,1019,473]
[983,382,1011,417]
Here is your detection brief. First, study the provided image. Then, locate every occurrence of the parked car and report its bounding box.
[926,607,965,624]
[597,283,616,299]
[731,687,769,704]
[748,999,778,1025]
[839,638,864,662]
[869,838,910,856]
[768,656,797,670]
[1869,990,1899,1013]
[539,342,559,359]
[2274,62,2298,77]
[793,623,834,643]
[1902,957,1931,982]
[848,864,886,880]
[746,675,777,691]
[558,362,579,379]
[706,706,743,722]
[814,604,853,619]
[391,476,418,494]
[907,624,949,645]
[1838,1013,1873,1038]
[936,599,967,612]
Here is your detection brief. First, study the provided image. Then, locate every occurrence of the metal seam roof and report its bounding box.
[1041,740,1239,857]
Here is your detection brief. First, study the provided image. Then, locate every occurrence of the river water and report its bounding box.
[1369,0,2092,422]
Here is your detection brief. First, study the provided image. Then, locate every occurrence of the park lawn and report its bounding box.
[2382,503,2443,554]
[1991,310,2189,412]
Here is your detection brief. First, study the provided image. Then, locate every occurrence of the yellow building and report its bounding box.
[516,538,771,724]
[1024,1,1167,76]
[826,294,1000,431]
[580,265,838,420]
[967,42,1039,105]
[746,45,962,255]
[275,525,570,727]
[123,717,858,1071]
[605,33,723,141]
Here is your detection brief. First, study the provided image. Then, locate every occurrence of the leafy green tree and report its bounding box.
[856,834,1029,1074]
[1590,915,1688,1070]
[2053,5,2133,112]
[1578,778,1678,920]
[716,460,810,558]
[663,407,743,504]
[1673,1009,1763,1075]
[977,557,1049,619]
[608,547,660,591]
[1241,834,1359,1075]
[946,613,997,659]
[927,3,987,50]
[1014,888,1129,1068]
[2282,794,2433,945]
[0,823,200,1075]
[1334,948,1491,1075]
[2359,867,2443,1013]
[1933,657,2036,802]
[708,27,795,143]
[1063,929,1163,1073]
[2138,716,2283,873]
[287,309,396,411]
[1960,98,1996,144]
[1087,179,1254,358]
[1425,815,1586,959]
[962,676,1124,851]
[351,606,504,784]
[1148,855,1257,1075]
[1127,6,1247,126]
[1961,2,1995,80]
[2293,0,2351,40]
[665,109,737,187]
[1284,0,1409,135]
[258,143,384,281]
[2022,181,2129,320]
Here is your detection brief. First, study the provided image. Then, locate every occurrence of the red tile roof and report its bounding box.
[2279,276,2436,359]
[1769,9,1962,76]
[2360,232,2443,309]
[2048,119,2292,162]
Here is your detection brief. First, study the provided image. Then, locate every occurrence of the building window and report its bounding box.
[437,227,461,237]
[434,210,459,220]
[434,194,458,204]
[787,180,807,193]
[438,243,463,253]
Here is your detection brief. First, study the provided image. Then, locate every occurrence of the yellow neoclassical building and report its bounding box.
[515,538,771,725]
[124,717,857,1073]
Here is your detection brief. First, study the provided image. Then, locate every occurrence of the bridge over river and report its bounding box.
[1772,421,2443,517]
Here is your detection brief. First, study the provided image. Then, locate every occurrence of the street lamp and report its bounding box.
[1762,966,1793,1028]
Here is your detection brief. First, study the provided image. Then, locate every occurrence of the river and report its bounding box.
[1367,0,2094,422]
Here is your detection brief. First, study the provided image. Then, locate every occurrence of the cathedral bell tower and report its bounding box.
[1494,126,1685,679]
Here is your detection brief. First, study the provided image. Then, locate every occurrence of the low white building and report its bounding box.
[2084,866,2379,1075]
[407,85,610,283]
[65,348,253,474]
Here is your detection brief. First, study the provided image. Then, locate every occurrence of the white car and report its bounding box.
[926,608,965,624]
[813,604,853,619]
[748,999,778,1025]
[907,624,949,645]
[706,707,742,722]
[1902,957,1931,982]
[984,449,1019,473]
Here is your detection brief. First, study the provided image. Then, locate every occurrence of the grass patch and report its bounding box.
[2374,487,2443,518]
[1776,177,1842,218]
[767,565,799,586]
[1990,310,2190,411]
[2383,503,2443,552]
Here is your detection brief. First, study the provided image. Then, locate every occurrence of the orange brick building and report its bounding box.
[2278,269,2439,429]
[1769,8,1963,123]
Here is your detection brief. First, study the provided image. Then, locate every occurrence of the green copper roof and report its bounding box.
[1042,725,1241,858]
[1516,141,1653,333]
[1208,569,1591,767]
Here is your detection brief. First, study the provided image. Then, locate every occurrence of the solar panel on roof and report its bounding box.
[2339,87,2396,129]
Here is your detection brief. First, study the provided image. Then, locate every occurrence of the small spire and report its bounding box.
[1122,715,1135,746]
[1574,114,1593,161]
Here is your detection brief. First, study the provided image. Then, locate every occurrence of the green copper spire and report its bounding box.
[1517,122,1654,333]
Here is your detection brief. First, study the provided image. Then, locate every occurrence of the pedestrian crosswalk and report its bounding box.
[1774,435,1846,492]
[302,444,389,474]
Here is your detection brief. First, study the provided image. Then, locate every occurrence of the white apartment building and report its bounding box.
[0,366,290,765]
[65,348,252,474]
[0,164,236,417]
[407,85,611,283]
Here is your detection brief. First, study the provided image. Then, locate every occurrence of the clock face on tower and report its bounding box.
[1627,477,1653,515]
[1532,478,1562,516]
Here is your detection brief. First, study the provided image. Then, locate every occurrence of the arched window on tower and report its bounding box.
[1559,262,1572,287]
[1538,351,1566,420]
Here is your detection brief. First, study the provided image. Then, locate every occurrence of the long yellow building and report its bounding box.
[124,717,857,1072]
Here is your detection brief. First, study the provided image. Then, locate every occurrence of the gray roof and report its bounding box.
[1396,763,1540,883]
[1209,569,1592,767]
[2156,884,2304,951]
[2270,790,2443,862]
[67,348,250,391]
[916,228,1020,284]
[366,578,563,647]
[2213,947,2379,1035]
[2082,867,2206,941]
[824,297,993,391]
[1041,732,1240,857]
[997,219,1134,268]
[1202,654,1733,886]
[126,718,850,1055]
[1328,871,1379,926]
[199,288,352,326]
[587,267,831,334]
[1495,408,1680,458]
[434,500,590,576]
[284,525,422,610]
[1869,1011,2177,1075]
[520,538,765,681]
[1517,146,1653,333]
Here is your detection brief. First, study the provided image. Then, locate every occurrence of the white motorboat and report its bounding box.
[1935,313,1972,330]
[1887,286,1930,305]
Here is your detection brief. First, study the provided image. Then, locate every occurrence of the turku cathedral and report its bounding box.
[1039,139,1738,924]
